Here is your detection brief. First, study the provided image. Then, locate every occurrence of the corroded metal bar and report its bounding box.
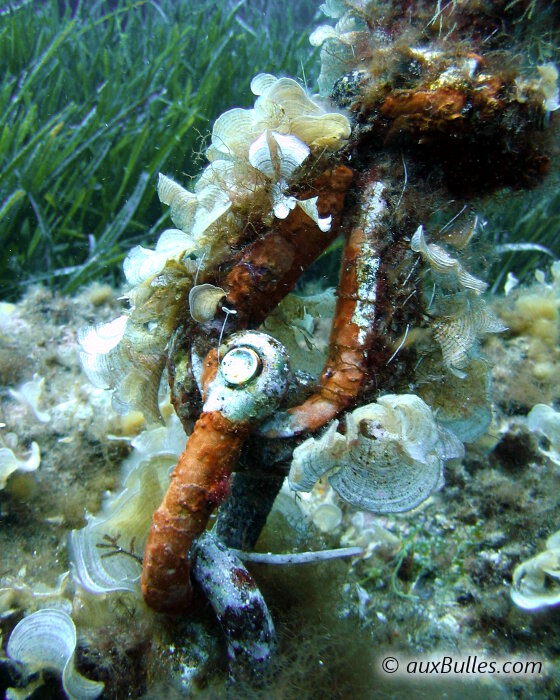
[192,532,277,678]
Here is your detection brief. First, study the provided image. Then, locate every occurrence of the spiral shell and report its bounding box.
[204,331,290,423]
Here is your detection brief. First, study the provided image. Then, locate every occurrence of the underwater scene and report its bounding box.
[1,0,560,697]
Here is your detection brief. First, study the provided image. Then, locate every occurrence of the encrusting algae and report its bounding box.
[1,0,560,697]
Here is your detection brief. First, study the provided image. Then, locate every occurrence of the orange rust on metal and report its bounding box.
[472,76,504,114]
[283,226,370,433]
[223,165,353,327]
[142,408,250,614]
[380,88,467,120]
[200,348,219,400]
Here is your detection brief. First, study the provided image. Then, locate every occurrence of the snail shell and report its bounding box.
[203,331,290,424]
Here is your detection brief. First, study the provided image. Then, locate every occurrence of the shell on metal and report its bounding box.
[203,331,290,424]
[289,394,464,513]
[6,608,104,699]
[221,346,262,386]
[189,283,226,323]
[411,225,488,294]
[297,196,332,231]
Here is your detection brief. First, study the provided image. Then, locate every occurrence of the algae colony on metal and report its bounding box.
[1,0,560,698]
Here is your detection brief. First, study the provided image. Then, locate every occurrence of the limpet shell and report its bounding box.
[189,283,226,323]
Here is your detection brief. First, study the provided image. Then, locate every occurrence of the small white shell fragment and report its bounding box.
[188,283,226,323]
[9,373,51,423]
[6,608,104,700]
[411,225,488,294]
[312,503,343,532]
[289,394,464,513]
[297,196,332,232]
[511,531,560,610]
[0,441,40,489]
[504,271,519,296]
[527,403,560,451]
